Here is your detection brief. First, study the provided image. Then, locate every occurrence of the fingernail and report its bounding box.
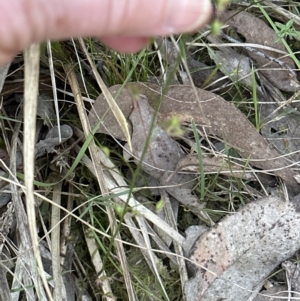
[163,0,213,34]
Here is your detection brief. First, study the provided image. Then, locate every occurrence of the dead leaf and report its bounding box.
[184,194,300,301]
[260,99,300,164]
[187,56,229,91]
[157,38,228,91]
[89,82,300,194]
[89,85,134,140]
[36,95,56,127]
[172,154,254,180]
[124,95,211,222]
[183,225,208,267]
[18,94,55,127]
[253,285,289,301]
[35,125,73,158]
[78,38,132,151]
[209,48,253,88]
[282,260,300,294]
[221,10,300,92]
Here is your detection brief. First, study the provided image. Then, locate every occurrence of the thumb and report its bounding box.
[0,0,212,63]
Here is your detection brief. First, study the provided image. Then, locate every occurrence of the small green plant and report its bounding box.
[251,65,260,130]
[275,18,300,41]
[210,19,223,36]
[164,116,185,137]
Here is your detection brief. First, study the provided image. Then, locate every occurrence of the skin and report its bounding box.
[0,0,213,64]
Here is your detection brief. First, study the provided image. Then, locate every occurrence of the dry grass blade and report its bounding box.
[82,225,115,300]
[0,269,10,300]
[64,64,136,301]
[123,215,161,268]
[60,186,74,268]
[24,43,53,301]
[0,204,13,301]
[78,38,133,151]
[51,181,65,301]
[12,245,35,300]
[9,116,43,301]
[46,41,61,140]
[160,190,189,295]
[74,141,185,245]
[0,63,10,93]
[138,215,170,301]
[76,142,180,300]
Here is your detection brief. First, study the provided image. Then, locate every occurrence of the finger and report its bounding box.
[0,0,212,63]
[99,36,149,53]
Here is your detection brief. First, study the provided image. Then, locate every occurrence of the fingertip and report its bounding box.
[0,51,15,66]
[186,0,213,32]
[99,36,149,53]
[163,0,213,34]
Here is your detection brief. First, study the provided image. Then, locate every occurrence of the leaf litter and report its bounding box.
[184,194,300,301]
[123,93,212,224]
[89,82,300,194]
[89,81,300,299]
[91,23,300,299]
[220,9,300,92]
[2,5,300,301]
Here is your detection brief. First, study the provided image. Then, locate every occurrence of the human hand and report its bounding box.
[0,0,212,64]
